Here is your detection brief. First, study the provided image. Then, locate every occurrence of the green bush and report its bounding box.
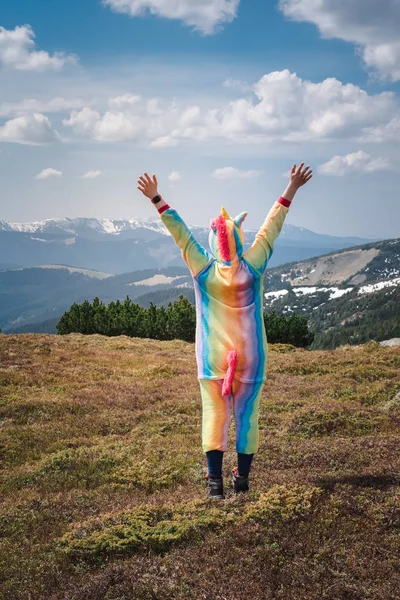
[58,296,315,348]
[264,310,315,348]
[57,295,196,342]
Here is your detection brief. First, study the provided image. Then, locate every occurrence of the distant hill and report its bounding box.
[262,238,400,348]
[0,263,24,270]
[2,237,399,345]
[8,317,61,335]
[1,265,191,332]
[0,215,376,275]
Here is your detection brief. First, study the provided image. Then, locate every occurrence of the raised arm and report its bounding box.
[137,173,212,278]
[243,163,312,274]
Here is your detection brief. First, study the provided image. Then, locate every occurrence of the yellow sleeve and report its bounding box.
[243,199,290,274]
[160,208,213,277]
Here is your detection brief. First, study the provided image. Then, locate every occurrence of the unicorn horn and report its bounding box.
[221,206,231,220]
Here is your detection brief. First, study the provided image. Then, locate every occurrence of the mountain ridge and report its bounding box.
[2,236,399,341]
[0,214,379,276]
[0,215,375,246]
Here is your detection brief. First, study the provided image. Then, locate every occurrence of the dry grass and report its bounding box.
[0,333,399,600]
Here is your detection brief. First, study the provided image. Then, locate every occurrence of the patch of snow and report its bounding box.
[39,265,111,279]
[380,338,400,346]
[358,278,400,295]
[94,219,119,234]
[293,286,353,300]
[129,274,186,287]
[330,288,353,299]
[30,237,49,242]
[264,289,289,301]
[293,287,318,295]
[176,282,192,288]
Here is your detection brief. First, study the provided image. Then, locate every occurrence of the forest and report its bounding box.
[57,295,315,348]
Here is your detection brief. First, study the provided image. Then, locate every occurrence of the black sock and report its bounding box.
[206,449,224,478]
[237,452,254,477]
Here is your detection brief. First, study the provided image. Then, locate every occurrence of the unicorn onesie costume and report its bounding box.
[156,195,291,455]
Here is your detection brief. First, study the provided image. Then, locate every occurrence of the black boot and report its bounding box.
[232,466,249,493]
[205,473,225,499]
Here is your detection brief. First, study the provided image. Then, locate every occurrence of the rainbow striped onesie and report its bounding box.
[158,195,291,453]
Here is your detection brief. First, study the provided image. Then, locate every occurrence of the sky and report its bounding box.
[0,0,399,238]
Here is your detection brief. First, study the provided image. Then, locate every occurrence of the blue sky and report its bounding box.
[1,0,399,238]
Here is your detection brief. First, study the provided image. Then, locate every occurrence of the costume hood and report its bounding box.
[209,206,248,265]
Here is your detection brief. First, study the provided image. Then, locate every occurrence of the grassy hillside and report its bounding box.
[264,237,400,288]
[0,334,399,599]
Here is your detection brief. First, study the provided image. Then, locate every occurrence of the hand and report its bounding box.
[281,162,313,203]
[289,163,312,189]
[137,173,158,199]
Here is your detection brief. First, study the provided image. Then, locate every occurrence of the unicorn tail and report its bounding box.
[222,349,238,396]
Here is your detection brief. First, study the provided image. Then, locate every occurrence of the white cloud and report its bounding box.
[0,113,60,145]
[35,168,63,179]
[63,107,143,141]
[81,170,103,179]
[103,0,240,35]
[64,99,185,143]
[279,0,400,81]
[168,171,182,182]
[0,97,87,118]
[0,25,77,71]
[318,151,397,176]
[223,78,252,92]
[150,135,178,147]
[361,117,400,143]
[205,70,399,143]
[63,107,102,134]
[212,167,262,179]
[108,94,141,109]
[62,70,400,146]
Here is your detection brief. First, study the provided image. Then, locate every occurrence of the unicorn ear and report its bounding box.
[233,211,248,228]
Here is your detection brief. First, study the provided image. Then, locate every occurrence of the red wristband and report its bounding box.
[158,203,170,214]
[278,196,291,208]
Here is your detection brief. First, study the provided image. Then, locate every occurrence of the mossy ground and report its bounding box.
[0,334,399,599]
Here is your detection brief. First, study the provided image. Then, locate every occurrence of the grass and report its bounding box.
[0,333,399,599]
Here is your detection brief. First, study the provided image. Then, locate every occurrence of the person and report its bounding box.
[137,163,312,500]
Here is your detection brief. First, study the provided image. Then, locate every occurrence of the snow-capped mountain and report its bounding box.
[0,215,378,276]
[0,216,169,238]
[0,215,374,246]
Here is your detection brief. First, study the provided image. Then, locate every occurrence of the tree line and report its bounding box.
[57,295,315,348]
